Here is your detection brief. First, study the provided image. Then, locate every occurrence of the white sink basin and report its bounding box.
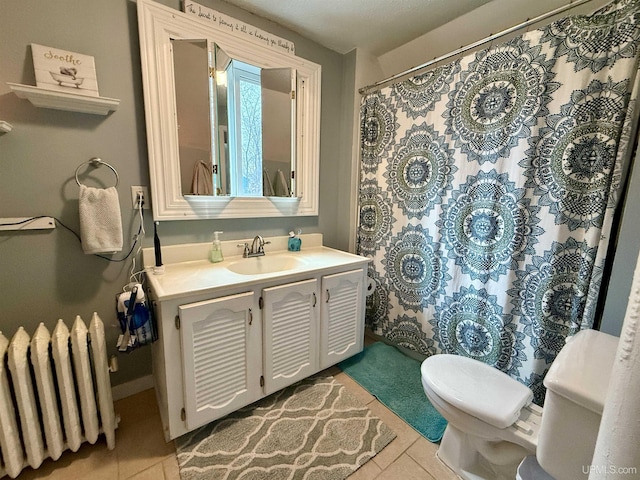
[226,255,302,275]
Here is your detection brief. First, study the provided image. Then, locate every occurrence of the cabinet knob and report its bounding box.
[326,290,330,303]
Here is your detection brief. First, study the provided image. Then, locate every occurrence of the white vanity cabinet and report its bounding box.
[178,291,262,430]
[144,239,370,441]
[262,279,319,395]
[320,270,365,369]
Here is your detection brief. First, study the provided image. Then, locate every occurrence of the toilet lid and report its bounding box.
[421,354,533,429]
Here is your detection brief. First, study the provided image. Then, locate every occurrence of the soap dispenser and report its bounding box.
[210,231,224,263]
[288,230,302,252]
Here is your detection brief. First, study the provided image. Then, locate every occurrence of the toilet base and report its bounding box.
[438,424,533,480]
[517,456,555,480]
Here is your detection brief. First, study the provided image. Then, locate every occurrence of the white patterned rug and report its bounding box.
[175,375,396,480]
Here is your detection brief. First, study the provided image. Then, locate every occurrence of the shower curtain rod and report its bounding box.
[359,0,594,95]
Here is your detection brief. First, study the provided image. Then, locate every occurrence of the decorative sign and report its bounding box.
[31,43,99,96]
[182,1,295,56]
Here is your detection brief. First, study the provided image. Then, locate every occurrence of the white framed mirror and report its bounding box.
[137,0,321,220]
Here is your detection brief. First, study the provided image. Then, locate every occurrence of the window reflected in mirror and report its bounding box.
[172,40,294,198]
[227,59,263,196]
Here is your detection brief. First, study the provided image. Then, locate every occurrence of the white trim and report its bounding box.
[111,374,154,401]
[137,0,321,220]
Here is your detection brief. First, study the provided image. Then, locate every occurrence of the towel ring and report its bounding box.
[75,157,119,188]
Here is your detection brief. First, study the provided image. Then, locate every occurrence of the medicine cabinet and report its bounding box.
[136,0,321,220]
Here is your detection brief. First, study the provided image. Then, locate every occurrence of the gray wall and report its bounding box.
[0,0,351,386]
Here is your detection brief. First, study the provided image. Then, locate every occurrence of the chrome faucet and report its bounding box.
[251,235,265,256]
[237,235,271,258]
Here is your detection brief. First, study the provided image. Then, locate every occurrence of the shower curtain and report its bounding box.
[358,0,640,404]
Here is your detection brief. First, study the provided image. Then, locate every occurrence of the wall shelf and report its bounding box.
[0,121,12,133]
[0,217,56,231]
[7,83,120,115]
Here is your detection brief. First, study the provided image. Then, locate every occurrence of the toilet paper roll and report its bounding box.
[365,277,376,297]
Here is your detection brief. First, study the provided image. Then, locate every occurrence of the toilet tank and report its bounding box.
[536,329,619,480]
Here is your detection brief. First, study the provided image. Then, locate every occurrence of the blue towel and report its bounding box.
[339,342,447,442]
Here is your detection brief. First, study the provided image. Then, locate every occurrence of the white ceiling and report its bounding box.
[220,0,494,56]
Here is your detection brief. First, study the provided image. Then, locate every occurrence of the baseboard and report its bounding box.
[111,374,155,401]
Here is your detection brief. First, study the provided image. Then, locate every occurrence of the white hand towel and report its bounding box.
[79,185,123,254]
[190,160,213,195]
[276,169,290,197]
[263,168,275,196]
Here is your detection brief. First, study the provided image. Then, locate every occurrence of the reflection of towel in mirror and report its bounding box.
[263,168,275,196]
[79,185,123,254]
[275,169,290,197]
[191,160,213,195]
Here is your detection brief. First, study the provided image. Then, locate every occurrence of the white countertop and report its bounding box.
[144,239,370,301]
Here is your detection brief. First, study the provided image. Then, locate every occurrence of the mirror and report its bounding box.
[172,40,296,198]
[171,39,214,196]
[137,0,321,220]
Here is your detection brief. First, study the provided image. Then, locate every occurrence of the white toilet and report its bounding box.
[420,329,619,480]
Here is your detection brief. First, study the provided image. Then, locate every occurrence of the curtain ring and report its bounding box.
[75,157,119,187]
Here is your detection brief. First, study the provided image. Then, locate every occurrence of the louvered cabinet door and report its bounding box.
[320,269,365,369]
[179,291,261,430]
[262,279,319,395]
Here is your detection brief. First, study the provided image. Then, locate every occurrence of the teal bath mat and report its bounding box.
[339,342,447,442]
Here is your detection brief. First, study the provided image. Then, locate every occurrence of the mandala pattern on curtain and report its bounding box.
[358,0,640,404]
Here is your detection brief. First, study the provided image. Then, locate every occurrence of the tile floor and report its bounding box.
[16,349,457,480]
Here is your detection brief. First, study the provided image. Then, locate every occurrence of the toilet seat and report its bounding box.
[421,354,534,429]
